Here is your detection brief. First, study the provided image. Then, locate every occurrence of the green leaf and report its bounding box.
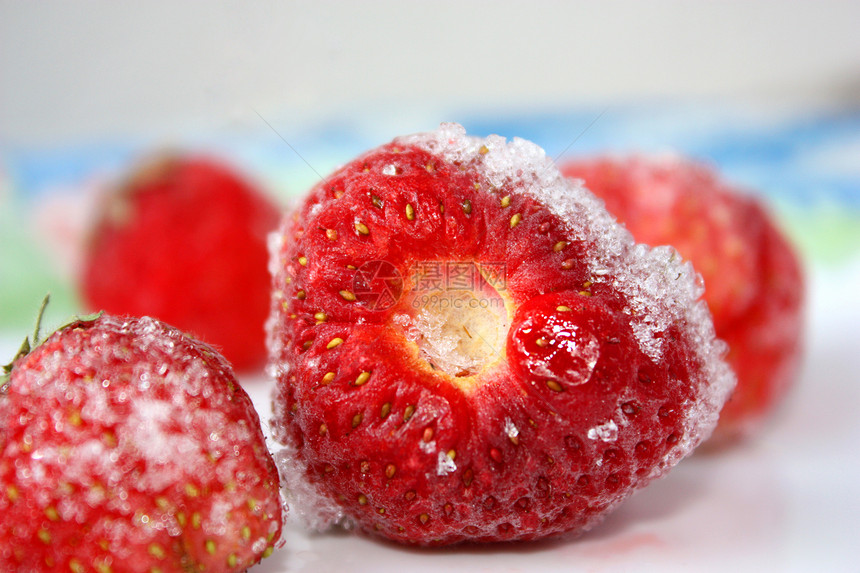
[56,311,104,333]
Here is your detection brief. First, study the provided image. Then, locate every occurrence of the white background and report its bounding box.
[2,1,860,145]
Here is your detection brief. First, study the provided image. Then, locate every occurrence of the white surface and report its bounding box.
[1,260,858,571]
[3,1,860,144]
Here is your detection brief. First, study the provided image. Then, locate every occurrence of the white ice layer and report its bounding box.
[587,419,619,443]
[3,315,282,544]
[400,122,735,462]
[274,444,351,532]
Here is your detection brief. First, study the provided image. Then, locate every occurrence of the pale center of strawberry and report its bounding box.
[404,262,513,385]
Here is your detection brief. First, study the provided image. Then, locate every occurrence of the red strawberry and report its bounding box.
[0,312,283,572]
[268,124,734,545]
[81,155,281,371]
[561,155,804,444]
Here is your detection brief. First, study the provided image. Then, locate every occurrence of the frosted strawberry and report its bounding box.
[81,155,281,371]
[0,312,283,572]
[268,124,734,546]
[561,155,804,443]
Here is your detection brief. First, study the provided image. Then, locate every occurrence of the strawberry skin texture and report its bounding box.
[561,156,804,443]
[0,315,283,572]
[82,156,280,371]
[268,125,734,545]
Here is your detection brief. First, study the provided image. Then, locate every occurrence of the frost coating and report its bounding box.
[504,418,519,441]
[0,314,284,569]
[274,445,348,532]
[436,451,457,476]
[402,122,735,454]
[587,420,619,443]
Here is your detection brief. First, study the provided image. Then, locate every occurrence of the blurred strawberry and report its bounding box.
[562,155,804,444]
[82,155,280,370]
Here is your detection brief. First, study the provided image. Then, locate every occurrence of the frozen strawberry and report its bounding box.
[81,155,281,371]
[0,312,283,571]
[561,156,804,443]
[268,124,734,545]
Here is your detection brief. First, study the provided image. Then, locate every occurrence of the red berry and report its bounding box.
[561,155,804,443]
[268,124,734,545]
[81,155,281,371]
[0,314,283,571]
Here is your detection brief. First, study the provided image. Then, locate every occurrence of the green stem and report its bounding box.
[32,294,51,347]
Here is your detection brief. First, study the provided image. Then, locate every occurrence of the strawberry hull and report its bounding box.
[268,124,735,545]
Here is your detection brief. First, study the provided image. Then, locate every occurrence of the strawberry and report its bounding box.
[0,311,283,572]
[81,155,281,371]
[560,155,804,444]
[268,124,734,545]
